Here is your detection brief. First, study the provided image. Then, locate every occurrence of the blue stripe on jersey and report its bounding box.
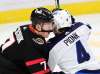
[76,69,100,74]
[76,40,90,63]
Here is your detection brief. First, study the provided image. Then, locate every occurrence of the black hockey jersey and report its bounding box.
[1,24,51,74]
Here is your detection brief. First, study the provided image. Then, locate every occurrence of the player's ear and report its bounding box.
[35,24,42,31]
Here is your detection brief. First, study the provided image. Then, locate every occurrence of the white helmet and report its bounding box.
[53,9,73,29]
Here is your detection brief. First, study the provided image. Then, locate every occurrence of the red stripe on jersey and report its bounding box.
[25,58,45,66]
[33,68,50,74]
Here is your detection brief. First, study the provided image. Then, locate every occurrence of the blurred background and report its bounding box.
[0,0,100,60]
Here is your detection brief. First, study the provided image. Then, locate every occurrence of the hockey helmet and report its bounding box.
[31,7,54,25]
[52,9,75,29]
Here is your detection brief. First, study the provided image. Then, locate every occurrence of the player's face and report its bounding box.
[38,22,55,38]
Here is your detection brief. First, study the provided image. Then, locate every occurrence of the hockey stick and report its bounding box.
[55,0,60,9]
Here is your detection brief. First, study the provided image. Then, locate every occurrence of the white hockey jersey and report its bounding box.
[48,22,100,74]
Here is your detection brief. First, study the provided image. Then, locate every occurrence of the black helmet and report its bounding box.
[31,7,53,25]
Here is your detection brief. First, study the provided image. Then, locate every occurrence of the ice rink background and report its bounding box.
[0,13,100,60]
[0,0,100,72]
[0,2,100,71]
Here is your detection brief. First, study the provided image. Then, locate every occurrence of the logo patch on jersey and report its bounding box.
[15,27,24,44]
[64,32,79,46]
[32,38,44,45]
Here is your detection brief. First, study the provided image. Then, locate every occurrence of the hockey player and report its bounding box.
[47,9,100,74]
[0,7,55,74]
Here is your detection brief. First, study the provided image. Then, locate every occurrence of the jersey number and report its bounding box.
[76,40,90,63]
